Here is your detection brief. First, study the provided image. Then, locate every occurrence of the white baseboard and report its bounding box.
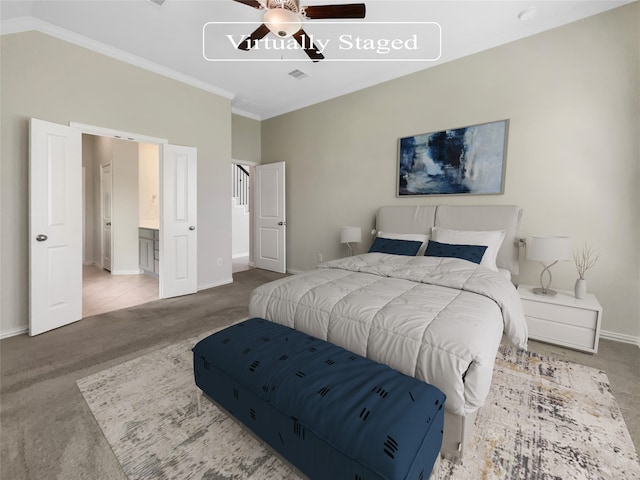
[286,268,305,275]
[111,269,144,275]
[1,326,29,339]
[600,329,640,348]
[232,253,250,259]
[198,277,233,291]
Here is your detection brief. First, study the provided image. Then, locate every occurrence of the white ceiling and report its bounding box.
[0,0,632,119]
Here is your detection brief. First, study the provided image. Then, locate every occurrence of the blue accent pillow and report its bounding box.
[368,237,423,256]
[424,240,488,264]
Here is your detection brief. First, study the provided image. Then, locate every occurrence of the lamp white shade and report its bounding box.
[527,235,571,262]
[340,226,362,244]
[263,8,301,38]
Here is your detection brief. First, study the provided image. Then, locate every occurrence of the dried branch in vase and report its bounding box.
[573,243,598,280]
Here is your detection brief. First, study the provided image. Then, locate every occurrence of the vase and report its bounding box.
[574,278,587,299]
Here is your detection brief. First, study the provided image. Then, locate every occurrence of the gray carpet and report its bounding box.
[1,267,639,480]
[0,268,286,480]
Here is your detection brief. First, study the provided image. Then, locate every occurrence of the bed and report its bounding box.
[249,204,528,462]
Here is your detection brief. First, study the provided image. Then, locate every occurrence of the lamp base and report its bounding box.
[532,287,558,297]
[533,262,559,297]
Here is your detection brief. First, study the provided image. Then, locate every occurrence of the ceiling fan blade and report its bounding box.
[303,4,366,19]
[292,29,325,62]
[232,0,264,9]
[237,24,271,50]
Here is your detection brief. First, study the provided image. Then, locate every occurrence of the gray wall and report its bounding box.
[262,4,640,342]
[1,31,233,336]
[232,114,261,163]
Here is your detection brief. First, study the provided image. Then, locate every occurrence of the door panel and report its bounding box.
[29,118,82,336]
[160,145,197,299]
[258,228,279,260]
[254,162,286,273]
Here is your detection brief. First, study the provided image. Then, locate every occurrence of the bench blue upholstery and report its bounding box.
[193,318,445,480]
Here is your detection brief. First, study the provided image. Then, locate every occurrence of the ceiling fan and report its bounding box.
[232,0,366,62]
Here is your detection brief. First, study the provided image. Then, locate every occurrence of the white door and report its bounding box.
[254,162,286,273]
[159,144,197,299]
[100,164,112,271]
[29,118,82,336]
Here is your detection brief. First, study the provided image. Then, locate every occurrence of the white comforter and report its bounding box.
[249,253,528,416]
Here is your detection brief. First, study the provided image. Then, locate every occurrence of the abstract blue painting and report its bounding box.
[397,119,508,196]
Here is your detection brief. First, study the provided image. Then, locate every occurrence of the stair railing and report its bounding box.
[232,164,250,212]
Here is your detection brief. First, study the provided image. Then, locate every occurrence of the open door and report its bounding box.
[29,118,82,335]
[254,162,286,273]
[159,144,197,299]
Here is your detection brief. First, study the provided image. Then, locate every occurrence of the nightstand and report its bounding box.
[517,284,602,353]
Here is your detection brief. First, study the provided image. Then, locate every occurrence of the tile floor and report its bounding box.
[83,256,252,318]
[82,265,159,317]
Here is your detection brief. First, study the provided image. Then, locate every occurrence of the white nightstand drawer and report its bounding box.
[521,299,597,329]
[525,315,596,351]
[517,284,602,353]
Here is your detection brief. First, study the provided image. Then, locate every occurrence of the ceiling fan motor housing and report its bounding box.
[234,0,366,60]
[264,0,302,37]
[266,0,299,13]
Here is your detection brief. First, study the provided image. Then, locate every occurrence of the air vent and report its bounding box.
[288,69,309,80]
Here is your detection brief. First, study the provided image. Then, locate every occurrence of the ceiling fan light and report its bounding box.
[264,8,301,37]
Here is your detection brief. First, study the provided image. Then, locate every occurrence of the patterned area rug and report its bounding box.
[77,330,640,480]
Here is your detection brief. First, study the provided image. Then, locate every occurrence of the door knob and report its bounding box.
[36,234,48,242]
[189,226,196,231]
[278,221,287,226]
[106,222,111,226]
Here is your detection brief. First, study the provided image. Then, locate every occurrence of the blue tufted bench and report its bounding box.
[193,318,445,480]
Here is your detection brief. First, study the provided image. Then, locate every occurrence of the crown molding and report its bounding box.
[231,107,261,121]
[1,16,236,101]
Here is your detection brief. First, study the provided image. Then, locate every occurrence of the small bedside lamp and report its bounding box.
[340,226,362,256]
[527,235,571,296]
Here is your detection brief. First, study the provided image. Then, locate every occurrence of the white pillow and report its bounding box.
[377,231,430,256]
[431,227,506,271]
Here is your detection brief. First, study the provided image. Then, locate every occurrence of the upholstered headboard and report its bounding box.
[376,205,523,275]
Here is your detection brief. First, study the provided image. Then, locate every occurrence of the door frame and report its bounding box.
[70,122,168,145]
[72,123,200,300]
[71,122,168,278]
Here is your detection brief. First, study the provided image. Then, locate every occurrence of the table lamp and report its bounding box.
[526,235,571,296]
[340,226,362,256]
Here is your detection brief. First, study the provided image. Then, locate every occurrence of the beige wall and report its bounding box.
[138,143,160,225]
[0,31,232,336]
[232,114,261,163]
[111,139,139,274]
[262,4,640,342]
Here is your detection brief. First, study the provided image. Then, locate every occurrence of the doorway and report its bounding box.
[231,162,252,274]
[30,118,198,336]
[82,134,160,317]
